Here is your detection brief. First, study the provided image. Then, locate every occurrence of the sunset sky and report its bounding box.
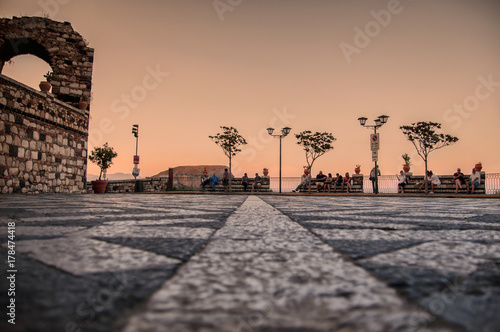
[2,0,500,178]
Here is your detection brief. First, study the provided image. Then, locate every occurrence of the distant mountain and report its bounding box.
[87,172,143,181]
[152,165,228,178]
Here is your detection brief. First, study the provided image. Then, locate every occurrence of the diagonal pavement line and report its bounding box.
[123,196,450,332]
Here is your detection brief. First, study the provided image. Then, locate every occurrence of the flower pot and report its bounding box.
[263,168,269,176]
[403,165,410,173]
[304,168,310,175]
[354,167,361,174]
[78,100,88,110]
[91,180,108,194]
[475,164,482,172]
[39,81,51,92]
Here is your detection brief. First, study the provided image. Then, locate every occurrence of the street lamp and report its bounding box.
[357,115,389,194]
[132,124,139,180]
[266,127,291,193]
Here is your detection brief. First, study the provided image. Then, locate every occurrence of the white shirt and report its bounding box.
[470,172,481,183]
[430,174,441,185]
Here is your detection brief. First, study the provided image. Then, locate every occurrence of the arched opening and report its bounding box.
[1,54,53,91]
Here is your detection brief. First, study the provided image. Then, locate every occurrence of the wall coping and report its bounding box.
[0,73,89,116]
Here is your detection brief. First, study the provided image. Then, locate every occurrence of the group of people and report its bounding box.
[452,168,482,194]
[395,167,482,194]
[201,170,267,192]
[292,171,353,193]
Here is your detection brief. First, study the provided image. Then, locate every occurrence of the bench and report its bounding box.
[298,175,364,193]
[201,177,271,192]
[402,172,486,194]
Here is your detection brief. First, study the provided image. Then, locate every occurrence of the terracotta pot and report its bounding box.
[354,167,361,174]
[78,100,88,110]
[91,180,108,194]
[263,168,269,176]
[475,164,482,172]
[39,81,51,92]
[403,165,410,173]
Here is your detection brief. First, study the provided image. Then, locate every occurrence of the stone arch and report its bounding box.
[0,16,94,108]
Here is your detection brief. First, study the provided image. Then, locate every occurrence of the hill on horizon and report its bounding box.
[153,165,229,178]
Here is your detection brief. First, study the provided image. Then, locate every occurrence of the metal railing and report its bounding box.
[271,174,500,194]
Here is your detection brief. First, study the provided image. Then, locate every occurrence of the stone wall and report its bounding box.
[0,16,94,108]
[0,74,89,193]
[86,178,168,194]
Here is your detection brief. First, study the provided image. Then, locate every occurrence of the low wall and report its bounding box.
[86,177,168,193]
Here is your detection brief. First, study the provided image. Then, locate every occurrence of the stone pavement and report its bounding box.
[0,194,499,332]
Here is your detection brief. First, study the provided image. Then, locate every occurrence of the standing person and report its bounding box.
[241,173,249,192]
[222,168,230,192]
[252,173,262,192]
[333,173,343,192]
[201,173,210,191]
[397,170,407,193]
[343,172,352,193]
[315,171,327,192]
[210,173,219,191]
[292,172,311,193]
[324,173,333,193]
[370,166,381,194]
[453,168,466,193]
[466,168,481,194]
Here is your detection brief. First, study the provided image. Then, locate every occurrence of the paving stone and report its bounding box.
[15,237,181,275]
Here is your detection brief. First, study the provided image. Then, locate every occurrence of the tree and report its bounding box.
[89,142,118,180]
[295,131,336,193]
[209,126,247,191]
[400,122,458,194]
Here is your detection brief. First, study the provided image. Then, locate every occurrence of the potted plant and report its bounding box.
[475,162,482,172]
[402,153,411,172]
[88,142,118,193]
[39,71,58,92]
[354,164,361,174]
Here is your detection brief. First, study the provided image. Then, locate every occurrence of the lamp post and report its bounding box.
[266,127,291,193]
[132,124,139,180]
[357,115,389,194]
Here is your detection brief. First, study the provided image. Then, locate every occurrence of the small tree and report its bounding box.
[295,131,336,193]
[209,126,247,191]
[400,122,458,193]
[89,142,118,180]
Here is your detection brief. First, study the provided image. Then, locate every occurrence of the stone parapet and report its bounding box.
[0,74,88,193]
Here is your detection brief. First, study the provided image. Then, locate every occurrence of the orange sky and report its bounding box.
[2,0,500,178]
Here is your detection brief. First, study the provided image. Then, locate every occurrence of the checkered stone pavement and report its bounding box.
[1,194,499,332]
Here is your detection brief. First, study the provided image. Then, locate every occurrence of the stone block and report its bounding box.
[26,160,33,172]
[22,140,29,148]
[17,147,25,158]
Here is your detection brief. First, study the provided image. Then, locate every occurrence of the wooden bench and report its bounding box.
[201,177,271,192]
[298,175,364,193]
[402,172,486,194]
